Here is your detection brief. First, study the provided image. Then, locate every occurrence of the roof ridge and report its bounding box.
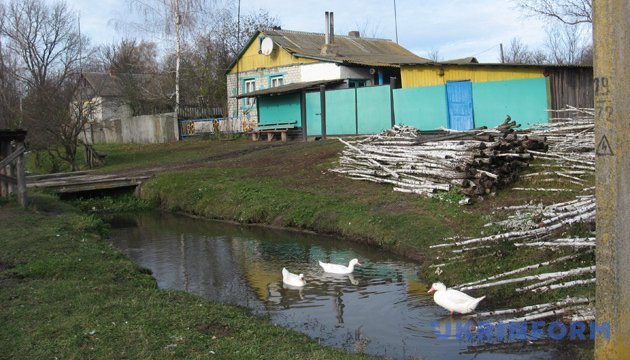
[259,27,393,42]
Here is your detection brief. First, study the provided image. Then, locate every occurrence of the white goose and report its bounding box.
[282,267,306,287]
[318,258,362,274]
[427,282,485,315]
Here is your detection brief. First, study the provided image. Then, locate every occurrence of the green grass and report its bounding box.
[0,197,367,359]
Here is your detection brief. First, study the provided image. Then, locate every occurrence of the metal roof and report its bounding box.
[227,28,431,73]
[235,79,345,98]
[400,61,592,69]
[82,72,124,97]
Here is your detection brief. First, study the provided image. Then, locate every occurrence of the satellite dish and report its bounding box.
[260,37,274,55]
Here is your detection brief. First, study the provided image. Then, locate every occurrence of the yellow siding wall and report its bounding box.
[229,38,317,74]
[401,65,545,88]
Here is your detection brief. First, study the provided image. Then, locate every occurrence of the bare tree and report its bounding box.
[503,37,534,64]
[351,19,382,38]
[513,0,592,65]
[0,31,22,128]
[515,0,592,25]
[1,0,90,170]
[545,24,585,64]
[529,49,549,65]
[113,0,211,118]
[173,6,279,110]
[1,0,82,90]
[579,44,593,65]
[426,48,441,62]
[98,39,159,74]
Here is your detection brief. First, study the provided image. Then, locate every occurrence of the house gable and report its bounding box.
[228,32,317,74]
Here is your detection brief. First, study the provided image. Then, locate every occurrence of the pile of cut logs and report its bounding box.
[425,108,597,324]
[515,106,595,192]
[332,117,548,196]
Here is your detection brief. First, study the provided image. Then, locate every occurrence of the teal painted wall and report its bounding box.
[257,76,549,137]
[357,86,392,134]
[472,77,549,128]
[305,91,322,136]
[393,85,447,130]
[325,88,357,135]
[258,93,301,126]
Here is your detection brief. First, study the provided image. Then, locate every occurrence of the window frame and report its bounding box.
[243,78,256,107]
[270,75,284,88]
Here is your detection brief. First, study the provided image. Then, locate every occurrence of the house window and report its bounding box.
[270,76,284,87]
[348,79,367,88]
[244,79,256,107]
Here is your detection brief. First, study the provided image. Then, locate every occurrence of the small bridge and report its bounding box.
[27,171,150,194]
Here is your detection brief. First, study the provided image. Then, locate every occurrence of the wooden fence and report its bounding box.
[0,130,27,207]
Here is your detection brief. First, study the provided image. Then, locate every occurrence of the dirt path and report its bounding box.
[111,141,300,177]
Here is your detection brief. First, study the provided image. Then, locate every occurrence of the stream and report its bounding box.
[106,212,587,359]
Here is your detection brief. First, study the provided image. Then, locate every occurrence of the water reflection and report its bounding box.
[107,212,580,360]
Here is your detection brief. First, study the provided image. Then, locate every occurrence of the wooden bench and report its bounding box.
[251,121,297,142]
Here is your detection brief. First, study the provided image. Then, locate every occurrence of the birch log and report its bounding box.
[458,266,595,291]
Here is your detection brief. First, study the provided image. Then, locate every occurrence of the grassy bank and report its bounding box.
[80,138,594,309]
[0,194,364,359]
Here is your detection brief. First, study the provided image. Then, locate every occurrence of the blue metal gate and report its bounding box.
[446,80,474,130]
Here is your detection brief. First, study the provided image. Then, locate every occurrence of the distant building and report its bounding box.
[78,72,177,144]
[78,72,173,122]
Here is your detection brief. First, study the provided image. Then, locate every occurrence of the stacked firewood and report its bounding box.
[514,106,595,192]
[430,194,595,253]
[332,117,548,196]
[426,108,597,324]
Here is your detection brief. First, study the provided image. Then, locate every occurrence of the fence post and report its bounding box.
[390,77,397,128]
[319,85,327,139]
[16,140,27,207]
[0,130,27,207]
[300,90,308,141]
[0,141,8,196]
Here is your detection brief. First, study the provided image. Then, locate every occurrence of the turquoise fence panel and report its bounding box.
[258,93,301,126]
[472,77,549,128]
[357,85,392,134]
[305,91,322,136]
[393,85,448,130]
[325,88,357,135]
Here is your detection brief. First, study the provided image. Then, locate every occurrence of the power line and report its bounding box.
[471,43,501,59]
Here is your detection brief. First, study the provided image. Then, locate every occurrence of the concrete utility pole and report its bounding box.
[594,0,630,358]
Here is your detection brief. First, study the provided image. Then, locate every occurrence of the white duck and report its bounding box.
[282,267,306,287]
[318,258,362,274]
[427,282,485,315]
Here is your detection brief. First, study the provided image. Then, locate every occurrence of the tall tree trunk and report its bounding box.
[174,0,181,119]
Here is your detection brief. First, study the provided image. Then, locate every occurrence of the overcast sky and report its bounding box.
[68,0,552,63]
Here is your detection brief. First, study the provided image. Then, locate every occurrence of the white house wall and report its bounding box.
[102,98,132,122]
[340,67,372,84]
[299,63,341,82]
